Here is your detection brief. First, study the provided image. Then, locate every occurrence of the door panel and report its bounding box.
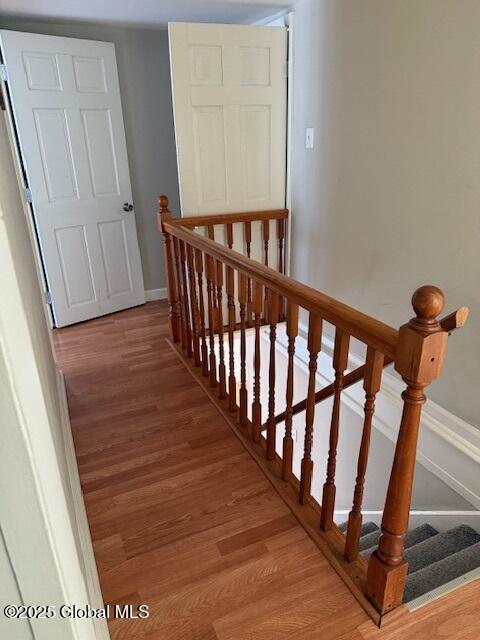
[169,22,287,216]
[81,108,120,196]
[34,108,79,201]
[55,225,97,307]
[98,220,133,298]
[241,105,271,200]
[0,30,145,326]
[73,56,107,93]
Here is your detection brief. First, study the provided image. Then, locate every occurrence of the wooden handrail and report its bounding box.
[163,221,399,358]
[157,194,468,624]
[169,208,288,228]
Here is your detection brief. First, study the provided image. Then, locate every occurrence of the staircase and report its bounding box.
[158,195,473,626]
[339,521,480,604]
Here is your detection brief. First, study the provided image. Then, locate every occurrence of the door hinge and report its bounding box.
[0,64,8,82]
[24,186,33,203]
[45,290,52,305]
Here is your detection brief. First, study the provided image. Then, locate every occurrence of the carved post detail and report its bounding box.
[321,329,350,531]
[158,195,180,342]
[299,313,322,504]
[251,282,263,442]
[266,290,280,460]
[239,272,248,427]
[366,286,448,615]
[282,301,299,481]
[345,346,384,560]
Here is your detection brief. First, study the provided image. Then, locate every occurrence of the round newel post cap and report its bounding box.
[158,194,169,212]
[411,285,445,323]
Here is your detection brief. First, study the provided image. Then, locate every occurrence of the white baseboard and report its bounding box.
[333,510,480,532]
[276,323,480,511]
[57,370,110,640]
[145,287,167,301]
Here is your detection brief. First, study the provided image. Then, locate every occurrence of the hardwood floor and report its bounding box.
[54,301,480,640]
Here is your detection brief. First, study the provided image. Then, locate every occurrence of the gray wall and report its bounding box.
[0,17,180,292]
[290,0,480,428]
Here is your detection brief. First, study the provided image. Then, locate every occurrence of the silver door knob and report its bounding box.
[123,202,134,212]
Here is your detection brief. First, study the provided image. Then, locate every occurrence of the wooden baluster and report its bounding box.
[157,195,180,342]
[207,225,218,331]
[282,301,299,481]
[262,219,269,266]
[266,290,280,460]
[226,223,234,250]
[320,329,350,531]
[194,248,209,377]
[299,313,322,504]
[366,286,448,614]
[216,260,227,398]
[206,253,217,388]
[277,218,285,319]
[244,221,253,327]
[179,240,193,358]
[226,266,237,412]
[244,221,252,258]
[186,244,201,367]
[277,218,285,274]
[172,236,186,351]
[345,346,384,559]
[238,272,248,427]
[262,220,270,323]
[251,281,263,442]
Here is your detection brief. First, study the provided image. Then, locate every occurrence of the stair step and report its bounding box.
[359,529,380,552]
[361,523,438,557]
[337,520,378,536]
[404,540,480,602]
[404,524,480,574]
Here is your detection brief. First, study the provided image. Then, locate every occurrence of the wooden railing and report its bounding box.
[157,195,468,625]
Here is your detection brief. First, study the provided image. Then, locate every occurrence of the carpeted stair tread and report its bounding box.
[404,540,480,602]
[361,523,438,557]
[359,529,381,552]
[337,520,378,536]
[404,524,480,574]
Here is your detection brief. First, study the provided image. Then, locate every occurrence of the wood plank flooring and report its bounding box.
[54,301,480,640]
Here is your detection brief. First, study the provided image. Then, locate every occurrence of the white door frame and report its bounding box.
[284,11,294,277]
[0,69,55,326]
[254,10,294,277]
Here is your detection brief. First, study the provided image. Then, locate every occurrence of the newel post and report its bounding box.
[157,195,180,343]
[366,285,448,616]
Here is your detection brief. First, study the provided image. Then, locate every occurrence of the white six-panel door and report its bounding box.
[0,30,145,327]
[169,23,287,216]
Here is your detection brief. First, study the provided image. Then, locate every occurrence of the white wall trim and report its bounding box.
[274,323,480,510]
[145,287,167,301]
[57,370,110,640]
[284,11,294,277]
[252,8,291,26]
[333,510,480,532]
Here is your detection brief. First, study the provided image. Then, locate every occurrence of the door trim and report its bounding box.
[0,67,55,326]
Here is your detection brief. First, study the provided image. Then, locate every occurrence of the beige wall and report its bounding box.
[291,0,479,428]
[0,17,181,292]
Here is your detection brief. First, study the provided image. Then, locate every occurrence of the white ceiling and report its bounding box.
[0,0,293,28]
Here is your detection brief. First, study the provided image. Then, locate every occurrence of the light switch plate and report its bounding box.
[305,127,314,149]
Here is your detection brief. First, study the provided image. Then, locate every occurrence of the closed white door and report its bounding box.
[169,22,287,216]
[0,30,145,327]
